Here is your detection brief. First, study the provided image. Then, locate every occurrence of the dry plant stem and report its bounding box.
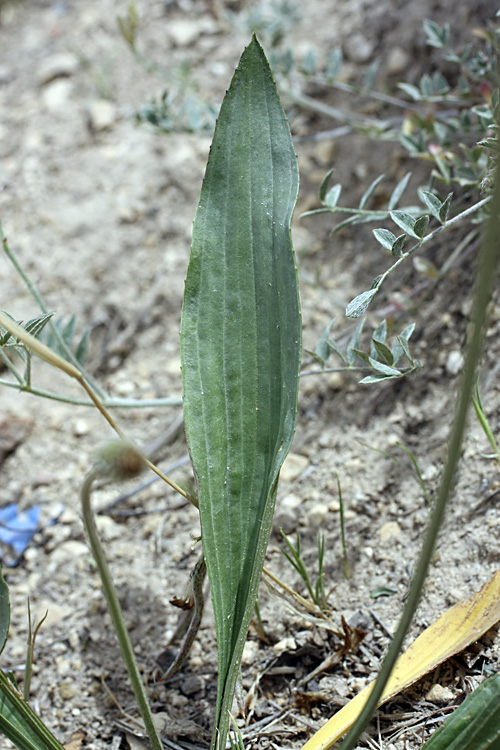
[339,145,500,750]
[0,310,195,506]
[162,553,207,681]
[81,469,163,750]
[262,567,335,623]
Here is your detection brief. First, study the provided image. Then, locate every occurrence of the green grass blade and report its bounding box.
[422,672,500,749]
[180,36,300,749]
[0,567,9,656]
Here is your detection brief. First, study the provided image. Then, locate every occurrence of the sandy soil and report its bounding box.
[0,1,499,749]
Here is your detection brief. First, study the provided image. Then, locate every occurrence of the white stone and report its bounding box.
[281,453,308,482]
[386,47,410,75]
[241,639,259,665]
[59,679,78,700]
[309,502,329,526]
[41,80,73,112]
[73,419,90,436]
[344,33,375,64]
[446,350,464,376]
[379,521,402,541]
[167,19,201,47]
[88,100,117,132]
[426,684,455,702]
[96,515,121,541]
[273,636,296,656]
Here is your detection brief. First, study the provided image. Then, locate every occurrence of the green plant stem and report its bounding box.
[339,143,500,750]
[472,385,500,466]
[300,366,369,377]
[337,475,350,580]
[81,470,163,750]
[0,377,182,408]
[0,350,24,384]
[370,196,491,286]
[340,195,492,316]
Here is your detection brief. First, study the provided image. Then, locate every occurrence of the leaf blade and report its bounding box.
[180,36,300,749]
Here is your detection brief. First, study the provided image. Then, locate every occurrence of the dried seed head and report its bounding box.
[93,440,145,481]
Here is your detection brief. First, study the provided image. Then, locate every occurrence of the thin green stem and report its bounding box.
[24,600,33,703]
[0,377,182,409]
[337,474,350,580]
[24,349,31,388]
[300,366,369,377]
[81,469,163,750]
[371,196,491,294]
[0,349,24,384]
[104,396,182,408]
[339,142,500,750]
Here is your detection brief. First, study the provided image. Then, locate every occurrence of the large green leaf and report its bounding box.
[180,36,301,748]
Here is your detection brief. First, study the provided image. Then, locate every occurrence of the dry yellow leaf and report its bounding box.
[301,568,500,750]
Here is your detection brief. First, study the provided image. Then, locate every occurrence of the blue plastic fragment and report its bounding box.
[0,504,41,566]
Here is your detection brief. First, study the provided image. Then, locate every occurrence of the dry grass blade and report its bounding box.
[301,568,500,750]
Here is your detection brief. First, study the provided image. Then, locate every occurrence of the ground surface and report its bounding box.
[0,1,499,749]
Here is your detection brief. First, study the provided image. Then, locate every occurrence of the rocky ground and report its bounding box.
[0,1,499,749]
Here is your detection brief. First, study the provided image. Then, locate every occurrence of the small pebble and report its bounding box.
[59,679,79,700]
[308,502,329,526]
[241,639,259,665]
[96,515,121,541]
[273,493,302,533]
[180,674,204,696]
[426,684,455,702]
[446,350,464,376]
[386,46,410,75]
[379,521,402,541]
[273,636,296,656]
[344,33,375,64]
[73,419,90,437]
[114,380,135,396]
[281,453,308,482]
[88,100,117,132]
[167,19,202,47]
[41,80,73,112]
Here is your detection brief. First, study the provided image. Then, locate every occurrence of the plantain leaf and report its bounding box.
[422,672,500,749]
[180,36,301,750]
